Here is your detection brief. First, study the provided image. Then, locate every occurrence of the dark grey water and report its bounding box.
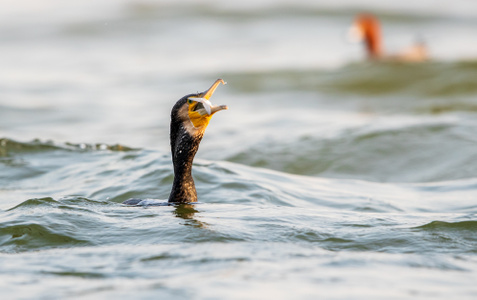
[1,0,477,299]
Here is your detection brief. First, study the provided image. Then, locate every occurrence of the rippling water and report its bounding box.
[1,0,477,299]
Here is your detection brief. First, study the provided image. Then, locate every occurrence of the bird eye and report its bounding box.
[188,99,193,104]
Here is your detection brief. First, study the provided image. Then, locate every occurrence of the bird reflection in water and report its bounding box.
[173,204,206,228]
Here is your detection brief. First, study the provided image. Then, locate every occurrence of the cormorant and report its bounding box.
[123,79,227,206]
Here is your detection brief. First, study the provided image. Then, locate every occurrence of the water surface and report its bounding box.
[1,0,477,299]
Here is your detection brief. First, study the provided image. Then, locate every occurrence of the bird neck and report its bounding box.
[363,19,383,59]
[168,122,204,203]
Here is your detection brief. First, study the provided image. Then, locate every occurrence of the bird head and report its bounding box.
[187,79,228,128]
[347,14,382,59]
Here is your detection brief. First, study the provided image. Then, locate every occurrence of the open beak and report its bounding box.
[188,79,228,115]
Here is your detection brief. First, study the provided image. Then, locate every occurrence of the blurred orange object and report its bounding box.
[348,13,428,62]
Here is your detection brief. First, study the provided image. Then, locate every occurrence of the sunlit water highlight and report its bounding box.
[1,0,477,299]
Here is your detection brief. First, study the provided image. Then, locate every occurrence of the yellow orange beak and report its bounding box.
[188,79,228,116]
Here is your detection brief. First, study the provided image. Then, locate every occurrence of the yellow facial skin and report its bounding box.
[186,79,228,129]
[188,100,214,128]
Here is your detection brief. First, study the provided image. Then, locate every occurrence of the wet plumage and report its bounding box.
[123,79,227,206]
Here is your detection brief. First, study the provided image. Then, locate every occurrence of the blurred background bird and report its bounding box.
[348,13,428,62]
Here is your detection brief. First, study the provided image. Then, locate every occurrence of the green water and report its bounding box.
[1,0,477,299]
